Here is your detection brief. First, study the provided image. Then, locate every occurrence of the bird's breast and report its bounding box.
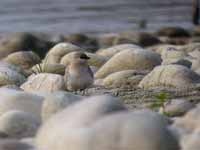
[68,68,93,84]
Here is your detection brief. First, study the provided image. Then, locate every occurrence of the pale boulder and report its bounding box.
[3,51,41,70]
[181,130,200,150]
[36,95,126,150]
[189,49,200,59]
[182,43,200,53]
[190,56,200,74]
[169,104,200,143]
[94,79,104,86]
[45,43,81,64]
[42,91,83,121]
[195,67,200,75]
[20,138,35,149]
[0,110,40,138]
[60,52,76,66]
[0,66,26,86]
[139,65,200,89]
[102,70,146,88]
[0,62,26,76]
[168,103,200,150]
[90,110,178,150]
[163,99,195,117]
[36,109,178,150]
[0,88,43,120]
[21,73,65,92]
[38,95,126,128]
[161,46,188,65]
[95,49,161,79]
[86,52,109,68]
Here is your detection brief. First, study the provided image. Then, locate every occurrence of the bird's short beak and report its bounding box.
[80,55,90,59]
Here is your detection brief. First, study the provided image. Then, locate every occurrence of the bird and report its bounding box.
[64,51,94,91]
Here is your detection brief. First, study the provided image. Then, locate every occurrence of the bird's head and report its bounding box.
[71,51,90,65]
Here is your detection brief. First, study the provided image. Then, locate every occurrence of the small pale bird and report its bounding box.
[64,52,94,91]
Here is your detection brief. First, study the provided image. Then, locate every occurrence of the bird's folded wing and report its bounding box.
[64,67,69,84]
[88,66,94,78]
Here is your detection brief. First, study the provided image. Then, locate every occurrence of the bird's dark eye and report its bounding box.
[80,54,90,59]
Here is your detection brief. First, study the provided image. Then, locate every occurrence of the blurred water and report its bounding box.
[0,0,194,34]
